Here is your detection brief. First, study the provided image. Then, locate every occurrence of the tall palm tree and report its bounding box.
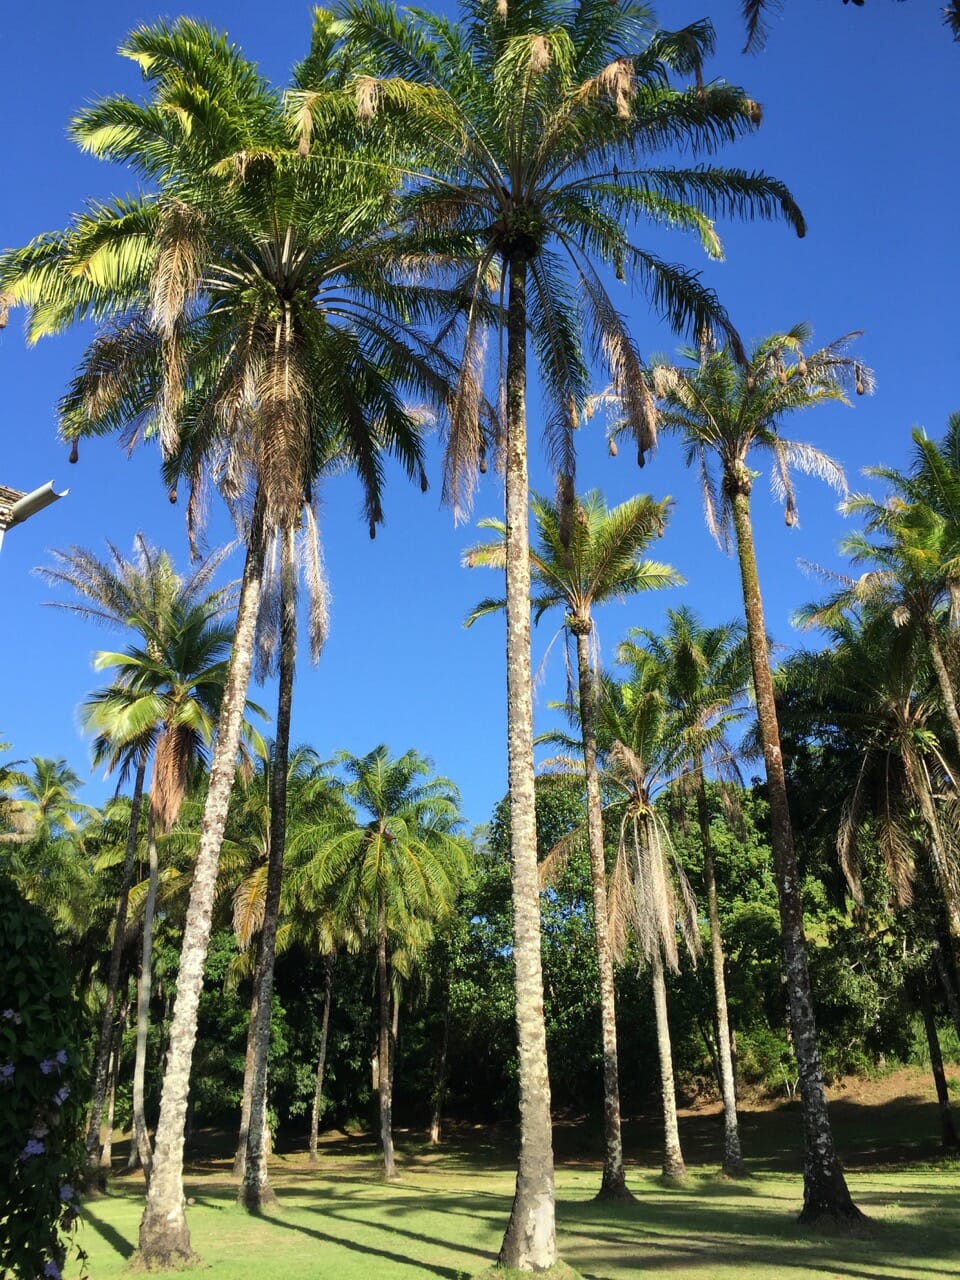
[635,326,870,1221]
[465,488,677,1198]
[2,19,452,1262]
[295,747,468,1179]
[329,1,804,1261]
[620,607,751,1176]
[801,416,960,762]
[37,535,233,1179]
[80,581,239,1183]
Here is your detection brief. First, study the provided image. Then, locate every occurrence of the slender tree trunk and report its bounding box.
[85,754,147,1182]
[933,942,960,1040]
[100,1026,122,1171]
[914,776,960,939]
[573,624,632,1200]
[650,948,686,1183]
[232,967,259,1180]
[922,616,960,763]
[138,501,267,1266]
[728,478,862,1224]
[429,984,450,1147]
[498,251,557,1272]
[695,765,746,1177]
[309,953,335,1162]
[132,808,160,1185]
[241,528,297,1213]
[377,897,397,1179]
[919,978,960,1151]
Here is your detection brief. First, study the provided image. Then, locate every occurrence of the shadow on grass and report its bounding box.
[81,1204,136,1261]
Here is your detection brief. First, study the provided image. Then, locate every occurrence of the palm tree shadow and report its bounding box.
[262,1205,474,1278]
[81,1204,136,1260]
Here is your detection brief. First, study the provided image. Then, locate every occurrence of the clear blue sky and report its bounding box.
[1,0,956,828]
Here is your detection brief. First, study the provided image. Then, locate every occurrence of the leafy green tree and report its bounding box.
[296,747,468,1178]
[466,488,676,1197]
[329,0,803,1256]
[635,326,869,1222]
[620,607,751,1175]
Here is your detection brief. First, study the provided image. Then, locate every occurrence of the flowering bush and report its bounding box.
[0,875,88,1279]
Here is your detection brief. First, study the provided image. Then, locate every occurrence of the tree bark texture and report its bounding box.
[377,896,397,1179]
[100,1030,121,1170]
[137,504,266,1266]
[132,808,160,1185]
[498,253,558,1272]
[429,986,450,1147]
[695,765,746,1177]
[241,528,297,1212]
[728,481,862,1224]
[651,948,686,1182]
[85,753,146,1178]
[922,615,960,766]
[933,942,960,1040]
[309,953,335,1161]
[574,626,632,1200]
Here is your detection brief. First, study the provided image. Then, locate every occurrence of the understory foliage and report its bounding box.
[0,875,88,1280]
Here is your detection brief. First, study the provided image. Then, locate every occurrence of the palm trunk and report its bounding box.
[651,947,686,1183]
[232,965,259,1180]
[728,478,862,1224]
[137,498,267,1266]
[429,982,450,1147]
[695,764,746,1177]
[309,953,336,1161]
[85,752,147,1181]
[922,615,960,763]
[913,772,960,939]
[574,624,631,1200]
[933,943,960,1040]
[498,251,557,1272]
[919,977,960,1151]
[132,807,160,1185]
[377,894,397,1179]
[100,1023,122,1171]
[241,528,297,1213]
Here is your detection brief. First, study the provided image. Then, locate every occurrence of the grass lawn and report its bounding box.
[68,1068,960,1280]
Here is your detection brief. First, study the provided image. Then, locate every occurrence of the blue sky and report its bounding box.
[1,0,956,828]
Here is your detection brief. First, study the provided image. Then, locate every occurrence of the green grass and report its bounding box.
[67,1082,960,1280]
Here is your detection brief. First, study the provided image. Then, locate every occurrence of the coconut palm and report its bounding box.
[80,576,240,1183]
[620,607,751,1176]
[632,326,870,1221]
[37,535,233,1176]
[295,747,468,1179]
[465,488,677,1197]
[325,0,804,1258]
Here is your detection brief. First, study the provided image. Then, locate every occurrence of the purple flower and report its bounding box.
[53,1085,70,1106]
[2,1008,22,1024]
[20,1138,45,1159]
[43,1260,61,1279]
[39,1058,56,1076]
[59,1183,75,1202]
[0,1063,13,1083]
[30,1123,50,1140]
[54,1049,68,1066]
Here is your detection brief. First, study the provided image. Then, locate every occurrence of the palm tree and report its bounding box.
[801,416,960,763]
[81,579,239,1183]
[329,2,804,1260]
[635,326,870,1222]
[2,20,452,1262]
[593,660,700,1182]
[465,488,677,1198]
[620,607,751,1176]
[295,746,468,1179]
[37,535,233,1177]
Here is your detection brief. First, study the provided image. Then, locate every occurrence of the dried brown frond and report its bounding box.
[596,57,635,120]
[355,76,383,124]
[745,99,763,125]
[301,499,330,664]
[233,865,267,950]
[297,98,314,158]
[539,823,585,887]
[151,724,191,833]
[0,291,10,329]
[650,364,679,398]
[608,841,633,964]
[496,0,507,16]
[529,36,552,75]
[442,310,487,523]
[253,342,311,532]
